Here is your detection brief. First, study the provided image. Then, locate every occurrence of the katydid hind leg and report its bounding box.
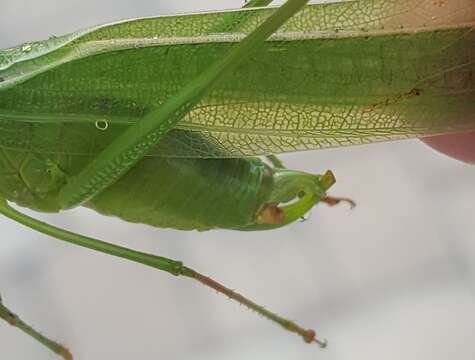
[0,294,72,359]
[0,198,327,347]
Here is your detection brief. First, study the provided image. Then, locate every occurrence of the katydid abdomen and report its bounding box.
[87,156,271,231]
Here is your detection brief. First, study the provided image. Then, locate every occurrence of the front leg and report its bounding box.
[0,294,72,359]
[58,0,311,209]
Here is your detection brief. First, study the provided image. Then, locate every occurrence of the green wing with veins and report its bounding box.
[0,0,474,158]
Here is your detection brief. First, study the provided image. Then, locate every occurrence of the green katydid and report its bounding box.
[0,0,474,358]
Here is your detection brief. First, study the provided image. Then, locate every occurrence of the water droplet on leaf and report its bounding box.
[95,119,109,131]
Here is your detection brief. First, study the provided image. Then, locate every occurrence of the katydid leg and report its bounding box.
[0,294,72,359]
[266,155,286,169]
[0,197,326,346]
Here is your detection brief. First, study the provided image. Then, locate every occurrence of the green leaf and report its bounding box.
[0,0,474,158]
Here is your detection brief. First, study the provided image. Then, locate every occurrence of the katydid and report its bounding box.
[0,0,474,358]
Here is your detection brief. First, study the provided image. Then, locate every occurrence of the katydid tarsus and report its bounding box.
[0,0,474,358]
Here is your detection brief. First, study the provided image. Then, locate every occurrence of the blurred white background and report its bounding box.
[1,1,475,359]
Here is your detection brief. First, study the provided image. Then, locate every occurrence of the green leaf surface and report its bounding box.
[0,0,474,158]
